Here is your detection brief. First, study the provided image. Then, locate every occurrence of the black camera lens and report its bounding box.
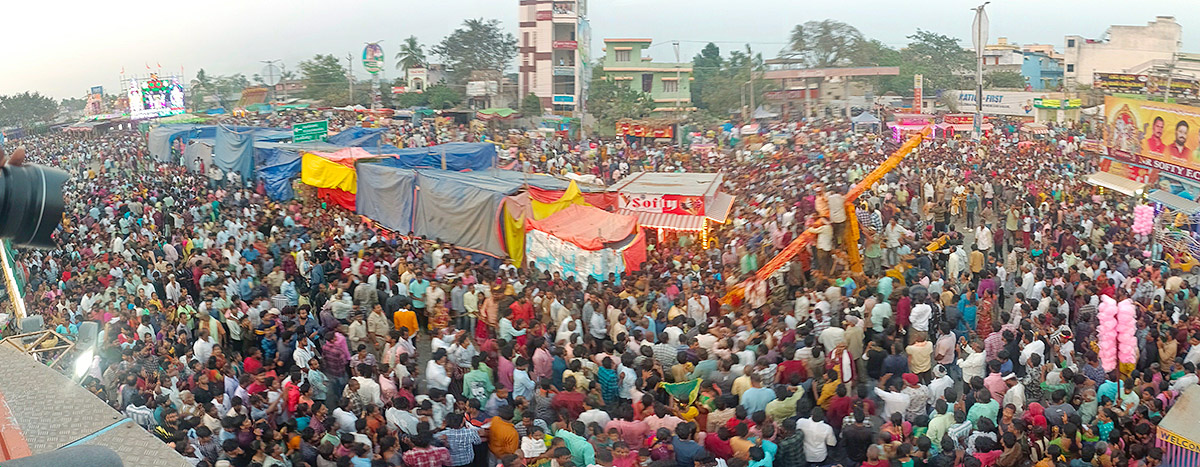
[0,164,70,248]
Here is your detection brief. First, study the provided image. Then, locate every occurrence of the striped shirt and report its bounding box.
[125,404,156,429]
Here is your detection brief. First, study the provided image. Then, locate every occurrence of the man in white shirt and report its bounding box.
[910,302,932,334]
[1002,373,1026,416]
[192,330,214,365]
[796,408,837,464]
[1018,332,1045,366]
[927,365,954,401]
[874,378,912,420]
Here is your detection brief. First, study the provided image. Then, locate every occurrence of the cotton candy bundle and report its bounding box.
[1097,295,1119,372]
[1092,195,1104,204]
[1116,299,1138,365]
[1132,205,1155,236]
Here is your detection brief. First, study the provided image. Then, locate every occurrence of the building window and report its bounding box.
[1066,64,1074,72]
[1067,39,1075,47]
[642,74,652,93]
[663,80,679,93]
[615,50,630,62]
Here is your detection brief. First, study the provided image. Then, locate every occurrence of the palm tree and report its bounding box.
[394,36,426,71]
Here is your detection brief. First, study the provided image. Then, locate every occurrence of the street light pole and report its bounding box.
[971,2,990,141]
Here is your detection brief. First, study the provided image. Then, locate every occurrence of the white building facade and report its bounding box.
[1064,16,1181,86]
[518,0,591,116]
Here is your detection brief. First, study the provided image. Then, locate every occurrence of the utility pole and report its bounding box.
[746,44,755,123]
[261,59,281,103]
[347,53,354,104]
[971,2,990,141]
[674,41,683,146]
[1164,53,1177,103]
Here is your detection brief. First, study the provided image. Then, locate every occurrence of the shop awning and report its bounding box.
[706,192,736,224]
[1158,387,1200,461]
[1148,190,1200,215]
[618,209,706,231]
[1022,123,1049,134]
[1085,171,1146,196]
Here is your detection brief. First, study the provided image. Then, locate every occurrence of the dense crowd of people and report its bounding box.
[2,111,1198,467]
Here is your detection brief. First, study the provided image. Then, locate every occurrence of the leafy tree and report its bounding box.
[691,43,724,109]
[784,20,865,68]
[986,71,1027,89]
[59,97,87,112]
[0,92,58,127]
[395,36,427,71]
[432,18,517,83]
[587,69,656,128]
[424,84,462,109]
[899,29,973,95]
[299,54,349,104]
[520,93,543,116]
[697,46,776,118]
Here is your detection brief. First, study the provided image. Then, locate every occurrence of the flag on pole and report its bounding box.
[0,240,26,301]
[121,66,125,75]
[157,62,162,69]
[659,379,701,405]
[145,62,150,70]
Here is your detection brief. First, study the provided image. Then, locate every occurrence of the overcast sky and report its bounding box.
[4,0,1199,99]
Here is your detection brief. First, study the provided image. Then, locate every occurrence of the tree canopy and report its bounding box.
[587,70,656,128]
[395,36,427,71]
[0,92,58,127]
[784,20,865,68]
[299,54,350,104]
[521,93,543,117]
[432,18,517,83]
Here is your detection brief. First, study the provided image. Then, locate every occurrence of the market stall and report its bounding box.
[935,114,994,139]
[608,172,735,247]
[887,114,934,142]
[1085,171,1146,197]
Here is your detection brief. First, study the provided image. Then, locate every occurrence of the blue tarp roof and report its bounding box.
[327,127,386,147]
[368,142,496,172]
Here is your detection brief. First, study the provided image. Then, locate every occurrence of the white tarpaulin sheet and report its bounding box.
[526,229,624,283]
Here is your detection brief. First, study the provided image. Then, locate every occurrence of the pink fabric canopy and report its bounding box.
[525,204,638,250]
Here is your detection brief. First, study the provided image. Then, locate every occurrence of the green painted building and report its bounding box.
[600,38,694,113]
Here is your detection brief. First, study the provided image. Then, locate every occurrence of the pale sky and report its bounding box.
[4,0,1199,100]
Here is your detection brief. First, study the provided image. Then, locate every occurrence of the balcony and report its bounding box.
[551,1,577,21]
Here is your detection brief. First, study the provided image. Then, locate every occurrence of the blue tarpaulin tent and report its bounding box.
[327,127,386,147]
[369,142,497,171]
[254,141,343,201]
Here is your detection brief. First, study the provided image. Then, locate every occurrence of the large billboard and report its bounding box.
[127,74,185,120]
[945,90,1039,117]
[1104,96,1200,182]
[1094,72,1199,98]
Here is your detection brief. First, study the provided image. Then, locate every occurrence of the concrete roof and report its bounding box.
[608,172,724,197]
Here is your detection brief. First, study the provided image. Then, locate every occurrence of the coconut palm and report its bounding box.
[394,35,426,70]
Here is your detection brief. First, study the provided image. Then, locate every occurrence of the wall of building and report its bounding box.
[1064,16,1181,86]
[600,39,693,112]
[518,0,587,114]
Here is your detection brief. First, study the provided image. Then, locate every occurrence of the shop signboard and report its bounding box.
[1094,73,1148,93]
[618,193,705,215]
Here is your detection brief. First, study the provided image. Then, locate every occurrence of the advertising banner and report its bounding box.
[618,193,705,215]
[1094,73,1148,93]
[945,90,1038,117]
[913,74,923,114]
[362,43,384,74]
[615,121,673,138]
[1104,96,1200,183]
[1149,75,1200,99]
[1099,158,1159,184]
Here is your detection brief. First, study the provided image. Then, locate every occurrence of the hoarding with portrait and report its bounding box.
[1104,96,1200,182]
[127,74,185,120]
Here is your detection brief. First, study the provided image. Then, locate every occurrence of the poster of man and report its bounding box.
[1145,116,1167,154]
